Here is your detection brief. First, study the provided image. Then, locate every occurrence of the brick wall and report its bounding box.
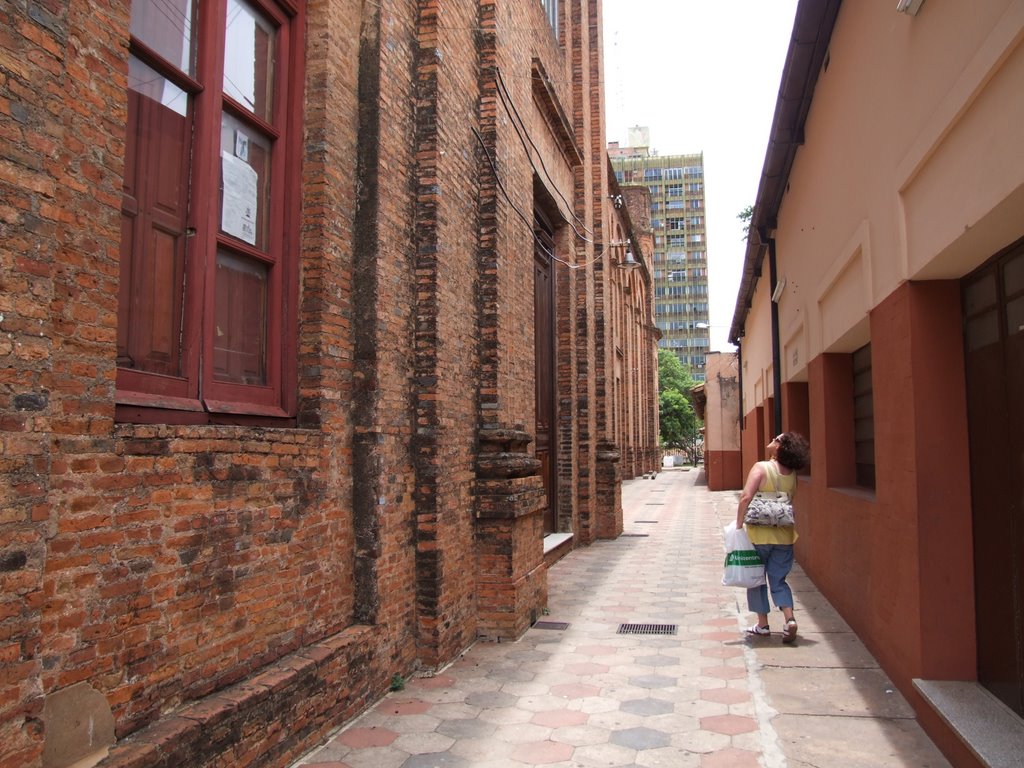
[0,0,654,765]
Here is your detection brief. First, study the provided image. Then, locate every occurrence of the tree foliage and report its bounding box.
[657,350,701,462]
[738,205,754,241]
[657,349,694,395]
[659,390,694,449]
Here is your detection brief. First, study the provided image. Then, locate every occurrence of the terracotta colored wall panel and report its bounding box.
[705,451,742,491]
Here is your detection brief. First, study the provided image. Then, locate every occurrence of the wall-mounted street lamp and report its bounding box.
[611,239,639,270]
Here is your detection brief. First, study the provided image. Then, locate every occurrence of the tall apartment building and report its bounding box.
[610,129,710,380]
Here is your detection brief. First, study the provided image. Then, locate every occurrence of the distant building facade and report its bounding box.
[610,132,710,381]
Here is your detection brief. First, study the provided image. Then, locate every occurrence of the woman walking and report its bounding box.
[736,432,810,643]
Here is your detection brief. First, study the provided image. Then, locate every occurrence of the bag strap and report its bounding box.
[762,460,795,498]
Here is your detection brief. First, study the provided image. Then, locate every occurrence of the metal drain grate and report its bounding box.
[617,623,678,635]
[533,621,570,631]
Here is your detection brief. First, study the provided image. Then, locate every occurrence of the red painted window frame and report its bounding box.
[116,0,303,423]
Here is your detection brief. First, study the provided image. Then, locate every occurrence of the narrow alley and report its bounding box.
[292,469,949,768]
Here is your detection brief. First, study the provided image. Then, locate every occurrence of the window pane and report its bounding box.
[1004,250,1024,296]
[966,311,999,351]
[1006,296,1024,338]
[214,252,267,385]
[224,0,276,121]
[963,273,996,316]
[219,112,271,249]
[128,54,188,117]
[118,55,191,376]
[130,0,196,76]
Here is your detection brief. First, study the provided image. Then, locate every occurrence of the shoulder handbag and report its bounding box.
[743,462,795,527]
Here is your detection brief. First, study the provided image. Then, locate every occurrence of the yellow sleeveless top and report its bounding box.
[746,460,799,545]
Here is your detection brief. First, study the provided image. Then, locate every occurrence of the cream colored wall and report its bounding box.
[705,353,740,452]
[741,0,1024,394]
[742,282,776,413]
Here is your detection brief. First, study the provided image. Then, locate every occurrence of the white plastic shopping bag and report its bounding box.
[722,522,766,588]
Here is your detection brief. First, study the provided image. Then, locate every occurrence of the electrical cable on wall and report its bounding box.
[493,67,594,239]
[471,126,611,272]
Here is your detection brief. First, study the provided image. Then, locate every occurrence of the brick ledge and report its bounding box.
[98,625,381,768]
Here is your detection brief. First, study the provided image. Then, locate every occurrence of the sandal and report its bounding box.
[746,624,770,636]
[782,618,798,644]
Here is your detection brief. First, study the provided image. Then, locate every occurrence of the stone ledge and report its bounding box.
[543,532,573,568]
[913,679,1024,768]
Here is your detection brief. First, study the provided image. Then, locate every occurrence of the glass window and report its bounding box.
[223,0,276,121]
[853,344,875,489]
[130,0,196,76]
[541,0,559,36]
[118,0,301,419]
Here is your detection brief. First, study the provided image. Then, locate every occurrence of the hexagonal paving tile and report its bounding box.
[413,674,456,690]
[699,714,758,736]
[628,674,677,689]
[383,699,433,716]
[700,688,751,705]
[516,694,570,713]
[575,645,619,657]
[393,732,456,755]
[465,691,519,709]
[634,654,679,667]
[700,746,762,767]
[436,718,498,740]
[610,726,671,751]
[477,707,535,726]
[700,665,747,681]
[493,722,553,744]
[340,745,408,768]
[571,741,638,767]
[381,714,442,734]
[508,740,574,764]
[700,646,743,660]
[550,683,602,699]
[550,724,612,747]
[635,745,702,767]
[620,698,674,717]
[400,752,470,768]
[334,727,399,749]
[531,709,589,728]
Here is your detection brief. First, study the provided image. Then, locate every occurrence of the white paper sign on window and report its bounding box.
[221,152,258,245]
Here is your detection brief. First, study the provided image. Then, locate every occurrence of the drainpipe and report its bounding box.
[736,344,743,432]
[768,237,782,433]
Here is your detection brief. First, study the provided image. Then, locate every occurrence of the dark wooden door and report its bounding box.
[534,212,557,534]
[962,240,1024,717]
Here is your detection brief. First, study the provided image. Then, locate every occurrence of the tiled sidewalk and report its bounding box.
[291,469,950,768]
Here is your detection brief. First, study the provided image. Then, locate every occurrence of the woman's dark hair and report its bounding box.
[776,432,810,471]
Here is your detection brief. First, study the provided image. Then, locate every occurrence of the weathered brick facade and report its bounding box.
[0,1,658,766]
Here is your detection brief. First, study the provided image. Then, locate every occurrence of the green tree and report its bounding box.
[657,350,702,463]
[659,389,695,448]
[738,205,754,241]
[657,349,694,395]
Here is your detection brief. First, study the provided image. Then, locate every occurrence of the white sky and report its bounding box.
[602,0,799,353]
